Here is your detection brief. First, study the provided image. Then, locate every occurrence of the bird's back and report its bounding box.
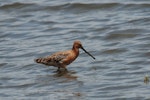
[35,49,79,68]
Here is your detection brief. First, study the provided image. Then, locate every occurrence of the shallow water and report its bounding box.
[0,0,150,99]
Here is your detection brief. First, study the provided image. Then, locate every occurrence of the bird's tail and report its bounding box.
[35,57,48,64]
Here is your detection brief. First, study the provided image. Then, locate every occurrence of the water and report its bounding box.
[0,0,150,99]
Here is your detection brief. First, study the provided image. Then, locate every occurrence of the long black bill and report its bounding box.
[81,46,96,59]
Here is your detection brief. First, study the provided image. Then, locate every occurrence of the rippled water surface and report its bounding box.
[0,0,150,99]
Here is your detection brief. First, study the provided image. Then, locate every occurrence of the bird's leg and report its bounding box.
[56,67,60,72]
[64,68,68,72]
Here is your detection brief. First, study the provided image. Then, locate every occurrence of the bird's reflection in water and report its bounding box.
[53,69,78,80]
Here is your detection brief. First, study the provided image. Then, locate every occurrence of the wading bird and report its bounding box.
[35,40,95,71]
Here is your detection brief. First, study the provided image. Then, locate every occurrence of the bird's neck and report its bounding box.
[72,46,79,56]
